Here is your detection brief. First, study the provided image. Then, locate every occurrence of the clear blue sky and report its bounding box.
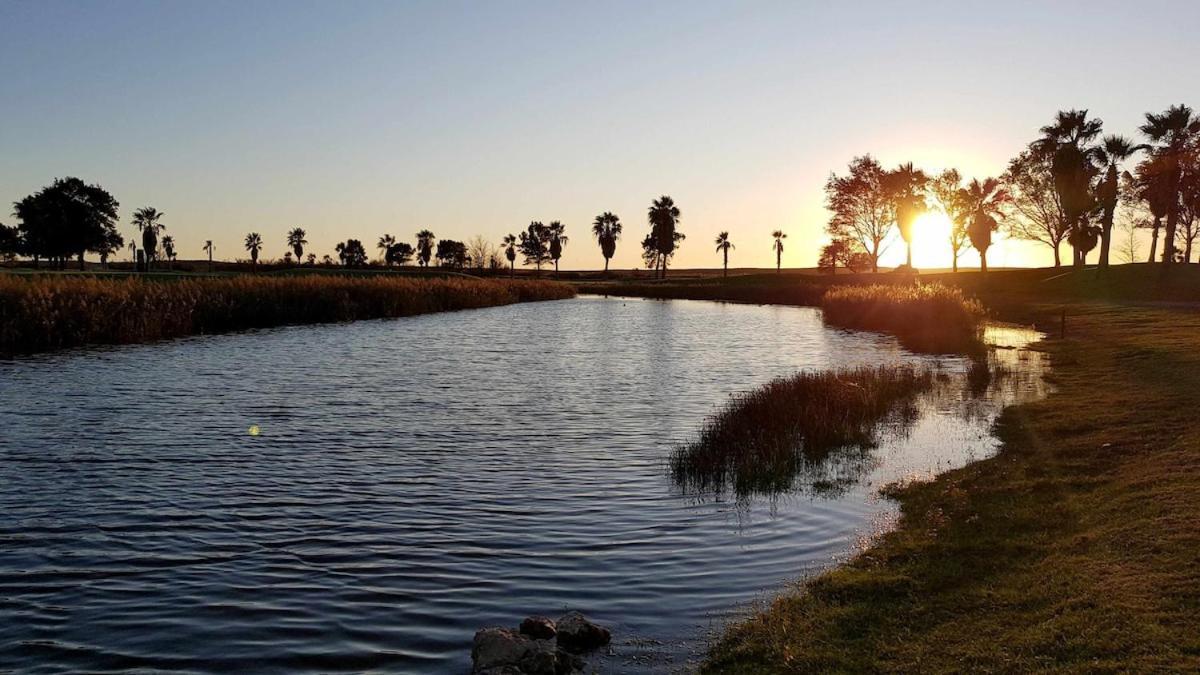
[3,0,1198,269]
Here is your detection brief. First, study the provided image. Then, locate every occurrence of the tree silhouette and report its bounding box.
[1134,154,1175,262]
[930,169,973,272]
[132,207,166,272]
[377,234,396,266]
[887,162,928,268]
[336,239,368,267]
[648,196,681,278]
[244,232,263,269]
[435,239,468,268]
[1034,109,1103,267]
[161,235,176,270]
[771,230,786,272]
[502,233,517,277]
[518,221,550,274]
[962,178,1009,272]
[547,221,568,278]
[0,223,22,262]
[98,227,124,270]
[1093,136,1145,268]
[203,240,214,272]
[287,228,307,262]
[714,231,734,277]
[386,242,414,266]
[1002,149,1072,266]
[12,178,121,270]
[1140,104,1200,267]
[591,212,622,274]
[826,155,893,273]
[415,230,436,267]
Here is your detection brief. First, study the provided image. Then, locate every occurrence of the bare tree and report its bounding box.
[825,155,894,273]
[1001,149,1071,266]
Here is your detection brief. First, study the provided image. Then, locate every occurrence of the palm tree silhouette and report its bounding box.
[591,212,622,274]
[648,196,681,278]
[287,228,307,262]
[132,207,166,271]
[244,232,263,270]
[771,230,787,272]
[416,230,436,267]
[1135,155,1173,262]
[962,178,1009,272]
[203,240,214,273]
[1093,136,1144,268]
[377,234,396,266]
[547,221,568,278]
[1035,110,1103,267]
[889,162,928,268]
[714,231,734,277]
[1140,105,1200,267]
[161,236,176,270]
[502,233,517,278]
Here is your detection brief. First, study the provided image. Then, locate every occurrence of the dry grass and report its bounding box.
[820,283,985,353]
[671,367,932,499]
[0,274,573,355]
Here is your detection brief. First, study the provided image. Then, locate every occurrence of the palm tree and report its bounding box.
[547,221,568,278]
[161,236,176,270]
[1140,104,1200,267]
[1093,136,1145,268]
[203,240,214,273]
[377,234,396,266]
[714,231,734,277]
[962,178,1009,273]
[1068,224,1102,265]
[771,230,787,272]
[132,207,166,271]
[416,230,436,267]
[648,196,681,278]
[502,233,517,278]
[244,232,263,270]
[888,162,928,268]
[286,228,307,262]
[591,212,622,274]
[1034,110,1103,267]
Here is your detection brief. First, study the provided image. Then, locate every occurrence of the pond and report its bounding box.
[0,296,1047,673]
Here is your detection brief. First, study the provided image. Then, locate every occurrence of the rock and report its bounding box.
[472,628,557,674]
[555,647,585,674]
[519,615,557,640]
[555,611,611,653]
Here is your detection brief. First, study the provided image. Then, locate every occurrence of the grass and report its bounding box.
[0,274,573,356]
[671,366,933,499]
[699,284,1200,671]
[820,283,986,353]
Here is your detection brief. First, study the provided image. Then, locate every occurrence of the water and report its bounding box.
[0,296,1047,673]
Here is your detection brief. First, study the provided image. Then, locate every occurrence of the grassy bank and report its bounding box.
[671,366,932,499]
[0,274,573,356]
[694,284,1200,669]
[821,284,985,353]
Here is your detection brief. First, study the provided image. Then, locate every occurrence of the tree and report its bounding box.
[1033,109,1103,267]
[1133,154,1174,263]
[306,253,316,266]
[97,227,124,269]
[546,221,568,278]
[0,223,21,262]
[1180,152,1200,262]
[386,242,414,266]
[825,155,893,273]
[1093,136,1145,268]
[415,230,436,267]
[502,233,517,277]
[161,235,176,270]
[12,178,121,270]
[1140,104,1200,267]
[886,162,928,268]
[287,228,308,261]
[466,235,498,271]
[591,212,622,274]
[132,207,166,271]
[335,239,368,267]
[435,239,468,268]
[766,230,784,272]
[930,169,972,272]
[962,178,1009,273]
[377,234,396,265]
[244,232,263,269]
[518,221,550,273]
[321,254,334,266]
[648,196,681,278]
[1116,215,1143,264]
[203,240,214,272]
[1001,149,1072,267]
[714,231,734,276]
[1068,224,1101,265]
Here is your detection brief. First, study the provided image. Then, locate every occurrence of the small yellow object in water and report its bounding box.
[248,425,261,436]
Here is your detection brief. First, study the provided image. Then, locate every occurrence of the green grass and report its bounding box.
[0,274,573,356]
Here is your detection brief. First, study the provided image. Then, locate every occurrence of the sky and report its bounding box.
[3,0,1199,270]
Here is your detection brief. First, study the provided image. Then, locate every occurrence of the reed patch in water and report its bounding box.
[670,366,933,499]
[820,283,985,353]
[0,274,574,355]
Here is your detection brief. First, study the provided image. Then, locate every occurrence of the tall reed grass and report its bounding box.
[0,275,574,355]
[820,283,985,353]
[670,366,933,499]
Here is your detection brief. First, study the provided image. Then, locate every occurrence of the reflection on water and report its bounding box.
[0,298,1047,673]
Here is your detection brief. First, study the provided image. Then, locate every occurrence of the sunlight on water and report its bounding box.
[0,297,1047,673]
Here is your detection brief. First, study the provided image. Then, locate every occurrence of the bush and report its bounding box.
[820,283,985,353]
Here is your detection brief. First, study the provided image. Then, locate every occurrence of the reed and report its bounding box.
[670,366,933,499]
[0,274,574,355]
[820,283,985,353]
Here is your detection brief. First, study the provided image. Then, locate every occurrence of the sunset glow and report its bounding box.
[911,210,955,269]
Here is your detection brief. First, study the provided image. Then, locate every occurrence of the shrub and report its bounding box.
[820,283,985,353]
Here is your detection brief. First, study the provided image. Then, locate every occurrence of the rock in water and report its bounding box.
[555,612,612,653]
[519,615,557,641]
[471,627,557,674]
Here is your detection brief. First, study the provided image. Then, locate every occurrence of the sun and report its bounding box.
[910,210,954,269]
